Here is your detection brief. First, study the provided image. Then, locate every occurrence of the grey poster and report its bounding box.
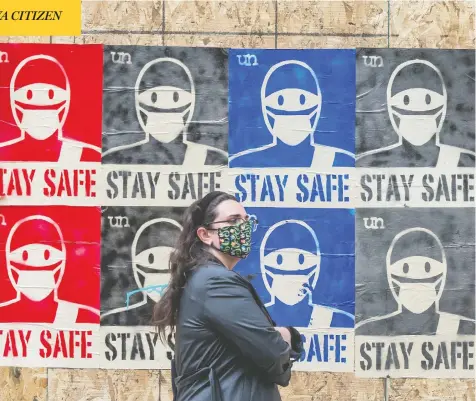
[356,207,475,336]
[356,49,475,168]
[101,45,228,166]
[100,206,183,327]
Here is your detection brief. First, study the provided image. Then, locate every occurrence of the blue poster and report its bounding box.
[236,207,355,329]
[228,49,356,168]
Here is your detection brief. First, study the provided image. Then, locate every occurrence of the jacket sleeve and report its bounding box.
[202,272,292,386]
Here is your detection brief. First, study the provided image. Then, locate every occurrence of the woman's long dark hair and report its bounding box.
[152,191,236,343]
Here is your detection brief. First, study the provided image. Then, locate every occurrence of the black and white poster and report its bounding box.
[100,206,183,368]
[356,48,474,169]
[101,46,228,207]
[355,49,475,208]
[355,208,475,378]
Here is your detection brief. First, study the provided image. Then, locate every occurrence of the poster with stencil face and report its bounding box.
[354,49,475,209]
[100,205,183,369]
[355,207,475,378]
[101,45,228,207]
[227,49,356,210]
[0,43,102,206]
[356,48,475,168]
[228,48,355,170]
[0,206,101,368]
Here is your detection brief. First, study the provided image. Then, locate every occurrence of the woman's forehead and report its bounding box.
[215,199,246,220]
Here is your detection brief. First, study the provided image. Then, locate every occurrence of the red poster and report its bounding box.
[0,44,102,206]
[0,206,100,367]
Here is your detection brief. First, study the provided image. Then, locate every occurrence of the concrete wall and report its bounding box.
[0,1,474,400]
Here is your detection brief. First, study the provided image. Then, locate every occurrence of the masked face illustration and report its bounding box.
[133,245,174,303]
[387,60,447,146]
[386,228,446,314]
[10,55,70,140]
[261,220,321,306]
[6,216,66,302]
[131,218,182,303]
[261,61,322,146]
[135,58,195,144]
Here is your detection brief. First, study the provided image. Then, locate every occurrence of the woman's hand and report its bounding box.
[274,326,291,345]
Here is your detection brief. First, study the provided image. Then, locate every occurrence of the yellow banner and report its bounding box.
[0,0,81,36]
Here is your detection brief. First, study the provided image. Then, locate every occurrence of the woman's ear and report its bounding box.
[196,226,211,245]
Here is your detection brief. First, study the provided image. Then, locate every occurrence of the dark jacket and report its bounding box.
[172,261,298,401]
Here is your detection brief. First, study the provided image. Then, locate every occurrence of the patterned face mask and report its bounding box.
[217,220,253,259]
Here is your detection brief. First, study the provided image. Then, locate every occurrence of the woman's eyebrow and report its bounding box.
[224,213,242,219]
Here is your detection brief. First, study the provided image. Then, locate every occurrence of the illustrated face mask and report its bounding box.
[217,220,253,259]
[133,245,174,303]
[262,247,320,306]
[263,87,321,146]
[266,271,314,306]
[397,281,441,314]
[15,108,63,140]
[266,110,318,146]
[388,88,445,146]
[135,271,170,303]
[11,82,68,140]
[136,84,193,144]
[11,268,60,301]
[392,112,440,146]
[7,242,65,302]
[388,255,445,314]
[139,109,187,144]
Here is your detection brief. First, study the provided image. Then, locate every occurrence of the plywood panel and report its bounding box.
[277,1,388,35]
[51,34,162,45]
[165,34,275,48]
[159,370,380,401]
[104,370,162,401]
[388,378,475,401]
[48,369,166,401]
[277,35,387,49]
[48,369,107,401]
[165,0,275,33]
[0,367,47,401]
[0,36,50,43]
[83,1,163,32]
[279,372,384,401]
[390,0,475,48]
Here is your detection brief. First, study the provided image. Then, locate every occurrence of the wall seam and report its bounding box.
[162,0,165,46]
[274,0,278,49]
[81,29,386,38]
[387,0,391,47]
[384,376,390,401]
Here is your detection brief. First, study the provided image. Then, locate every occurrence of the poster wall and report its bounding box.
[228,49,356,372]
[0,44,102,368]
[354,49,476,378]
[0,42,474,376]
[99,46,229,368]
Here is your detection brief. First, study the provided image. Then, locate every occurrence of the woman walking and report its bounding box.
[153,191,303,401]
